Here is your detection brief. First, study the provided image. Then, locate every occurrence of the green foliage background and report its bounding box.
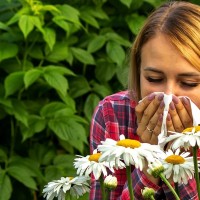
[0,0,198,199]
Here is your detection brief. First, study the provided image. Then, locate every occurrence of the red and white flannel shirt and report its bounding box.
[89,91,198,200]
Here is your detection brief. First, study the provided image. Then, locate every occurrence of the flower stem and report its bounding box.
[149,196,155,200]
[99,175,106,200]
[174,182,180,197]
[126,166,134,200]
[192,145,200,199]
[159,173,180,200]
[105,189,110,200]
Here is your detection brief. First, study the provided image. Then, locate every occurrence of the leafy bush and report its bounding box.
[2,0,199,199]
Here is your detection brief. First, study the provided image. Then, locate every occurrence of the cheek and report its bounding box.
[188,95,200,109]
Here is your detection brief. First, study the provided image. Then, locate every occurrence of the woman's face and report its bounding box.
[140,33,200,108]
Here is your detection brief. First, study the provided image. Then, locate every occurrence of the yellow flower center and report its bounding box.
[165,155,185,164]
[69,177,74,180]
[88,153,102,162]
[183,126,200,133]
[116,139,141,148]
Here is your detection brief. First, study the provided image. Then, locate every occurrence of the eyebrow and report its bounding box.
[143,67,200,77]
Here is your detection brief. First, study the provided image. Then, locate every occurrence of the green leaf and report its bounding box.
[11,99,28,126]
[43,71,68,96]
[42,27,56,51]
[21,115,46,141]
[44,166,63,181]
[68,76,91,98]
[88,35,106,53]
[29,46,44,59]
[0,42,18,62]
[91,81,112,98]
[40,102,74,118]
[71,47,95,65]
[95,59,117,82]
[4,71,24,97]
[43,65,75,76]
[18,15,34,39]
[80,10,99,28]
[56,5,80,24]
[84,6,109,20]
[45,42,70,62]
[7,166,37,190]
[106,41,125,66]
[0,148,7,162]
[84,93,100,121]
[53,154,75,168]
[24,68,43,88]
[0,21,9,31]
[30,15,43,33]
[48,118,87,143]
[126,14,146,35]
[144,0,164,7]
[116,63,129,87]
[120,0,132,7]
[0,171,12,200]
[8,156,44,181]
[29,144,56,166]
[105,32,131,47]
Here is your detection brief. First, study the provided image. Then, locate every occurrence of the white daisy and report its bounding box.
[73,150,124,180]
[160,148,195,184]
[98,135,162,170]
[167,126,200,150]
[43,176,90,200]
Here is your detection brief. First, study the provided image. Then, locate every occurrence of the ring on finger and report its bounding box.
[146,126,154,133]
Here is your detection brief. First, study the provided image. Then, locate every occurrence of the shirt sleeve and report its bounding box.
[89,91,138,200]
[89,101,126,200]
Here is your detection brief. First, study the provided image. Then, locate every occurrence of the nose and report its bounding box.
[163,81,178,95]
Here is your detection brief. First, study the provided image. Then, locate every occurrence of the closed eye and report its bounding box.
[146,77,163,83]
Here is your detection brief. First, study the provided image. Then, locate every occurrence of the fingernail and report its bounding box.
[148,93,156,101]
[170,102,175,110]
[172,95,179,104]
[160,101,164,108]
[158,93,164,101]
[167,113,171,121]
[182,97,189,105]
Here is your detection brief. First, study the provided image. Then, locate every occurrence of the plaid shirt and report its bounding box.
[89,91,198,200]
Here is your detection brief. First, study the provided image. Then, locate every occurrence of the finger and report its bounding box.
[140,93,164,127]
[166,113,175,132]
[172,96,193,128]
[168,101,184,132]
[180,97,192,117]
[136,93,156,123]
[138,102,164,144]
[139,128,152,143]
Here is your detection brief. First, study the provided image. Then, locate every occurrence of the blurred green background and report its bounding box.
[0,0,198,199]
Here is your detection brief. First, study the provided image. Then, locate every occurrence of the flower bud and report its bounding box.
[147,159,164,178]
[141,187,155,199]
[104,175,117,190]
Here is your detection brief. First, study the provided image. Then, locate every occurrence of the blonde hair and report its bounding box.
[129,1,200,101]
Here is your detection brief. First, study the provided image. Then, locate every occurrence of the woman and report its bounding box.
[90,1,200,199]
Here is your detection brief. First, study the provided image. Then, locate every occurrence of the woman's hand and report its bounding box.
[167,96,193,132]
[135,93,164,144]
[136,93,193,145]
